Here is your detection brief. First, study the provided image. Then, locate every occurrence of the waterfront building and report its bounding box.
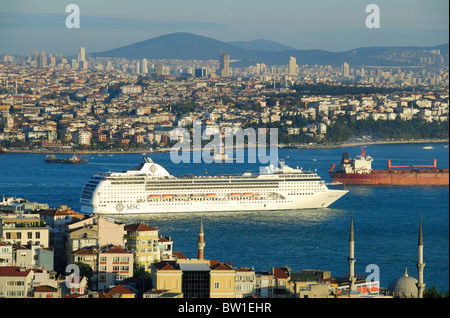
[209,260,236,298]
[124,222,173,272]
[234,267,256,298]
[0,214,49,248]
[150,260,182,295]
[289,270,336,298]
[0,196,49,213]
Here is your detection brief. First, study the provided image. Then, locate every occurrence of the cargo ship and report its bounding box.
[45,154,88,164]
[329,147,449,186]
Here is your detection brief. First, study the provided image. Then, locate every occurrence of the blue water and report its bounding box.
[0,143,448,292]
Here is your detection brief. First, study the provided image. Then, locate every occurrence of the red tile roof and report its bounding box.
[0,266,32,277]
[101,244,132,254]
[210,260,233,271]
[108,284,135,295]
[153,261,178,271]
[124,223,158,232]
[273,267,290,279]
[35,285,57,293]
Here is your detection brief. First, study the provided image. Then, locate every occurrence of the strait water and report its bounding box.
[0,143,448,292]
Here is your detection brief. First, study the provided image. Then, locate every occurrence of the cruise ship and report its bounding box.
[80,158,348,215]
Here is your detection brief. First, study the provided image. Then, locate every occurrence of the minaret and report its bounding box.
[416,215,425,298]
[197,217,205,260]
[348,212,356,291]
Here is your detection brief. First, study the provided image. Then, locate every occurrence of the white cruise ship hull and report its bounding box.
[80,158,348,215]
[80,189,348,215]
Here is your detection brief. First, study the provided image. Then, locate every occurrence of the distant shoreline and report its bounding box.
[2,138,448,154]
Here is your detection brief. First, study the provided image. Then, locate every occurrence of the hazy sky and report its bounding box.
[0,0,448,55]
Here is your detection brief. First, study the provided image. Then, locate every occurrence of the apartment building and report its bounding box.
[0,214,49,248]
[150,258,236,298]
[0,266,34,298]
[0,242,13,266]
[124,222,174,272]
[97,244,133,291]
[37,206,85,272]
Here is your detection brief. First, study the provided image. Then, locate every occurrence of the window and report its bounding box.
[214,282,220,289]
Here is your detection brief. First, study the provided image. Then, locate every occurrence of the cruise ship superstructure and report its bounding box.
[80,158,348,215]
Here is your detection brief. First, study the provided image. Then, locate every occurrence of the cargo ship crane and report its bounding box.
[75,143,89,162]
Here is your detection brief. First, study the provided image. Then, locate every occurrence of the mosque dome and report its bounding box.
[387,267,418,298]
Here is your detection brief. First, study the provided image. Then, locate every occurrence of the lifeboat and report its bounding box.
[162,194,173,198]
[206,193,216,197]
[243,193,253,196]
[149,195,160,198]
[230,193,241,196]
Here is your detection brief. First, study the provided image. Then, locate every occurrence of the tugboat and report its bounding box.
[329,146,449,186]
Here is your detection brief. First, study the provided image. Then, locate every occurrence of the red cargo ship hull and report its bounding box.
[330,169,449,185]
[329,147,449,186]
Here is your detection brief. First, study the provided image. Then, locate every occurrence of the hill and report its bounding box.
[91,32,449,67]
[226,39,295,52]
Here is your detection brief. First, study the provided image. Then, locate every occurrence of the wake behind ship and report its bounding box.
[80,157,348,215]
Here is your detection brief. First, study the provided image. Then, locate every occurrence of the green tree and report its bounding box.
[424,285,448,298]
[74,262,94,290]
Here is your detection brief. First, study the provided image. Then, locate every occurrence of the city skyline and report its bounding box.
[0,0,448,55]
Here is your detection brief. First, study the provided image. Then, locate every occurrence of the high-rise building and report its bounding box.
[219,51,230,77]
[194,67,207,78]
[135,61,140,74]
[342,62,350,77]
[78,47,85,63]
[141,58,148,74]
[77,47,88,70]
[38,51,47,68]
[155,64,165,76]
[288,56,297,75]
